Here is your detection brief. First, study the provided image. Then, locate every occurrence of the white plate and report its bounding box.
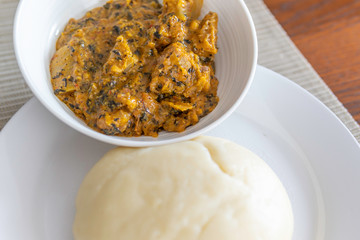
[1,66,359,240]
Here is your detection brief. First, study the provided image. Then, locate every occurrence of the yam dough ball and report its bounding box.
[73,136,293,240]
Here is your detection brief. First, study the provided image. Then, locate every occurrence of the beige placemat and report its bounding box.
[1,0,360,143]
[0,0,33,128]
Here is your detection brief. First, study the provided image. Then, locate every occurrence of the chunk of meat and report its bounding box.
[192,12,218,57]
[149,13,187,48]
[50,45,77,94]
[103,35,139,76]
[150,42,210,97]
[162,0,203,20]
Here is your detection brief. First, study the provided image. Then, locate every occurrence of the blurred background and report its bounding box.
[264,0,360,124]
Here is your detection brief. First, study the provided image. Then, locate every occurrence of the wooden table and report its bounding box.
[264,0,360,124]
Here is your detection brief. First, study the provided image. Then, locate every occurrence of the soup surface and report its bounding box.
[50,0,219,137]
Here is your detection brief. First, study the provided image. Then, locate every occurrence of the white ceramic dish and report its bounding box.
[13,0,257,147]
[1,66,360,239]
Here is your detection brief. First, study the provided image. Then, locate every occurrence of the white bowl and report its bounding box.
[14,0,257,147]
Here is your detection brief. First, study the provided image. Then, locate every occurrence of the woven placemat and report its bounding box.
[0,0,33,128]
[1,0,359,143]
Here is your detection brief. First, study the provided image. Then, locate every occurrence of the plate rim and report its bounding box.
[253,66,359,148]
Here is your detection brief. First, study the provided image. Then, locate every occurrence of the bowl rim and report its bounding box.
[13,0,258,147]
